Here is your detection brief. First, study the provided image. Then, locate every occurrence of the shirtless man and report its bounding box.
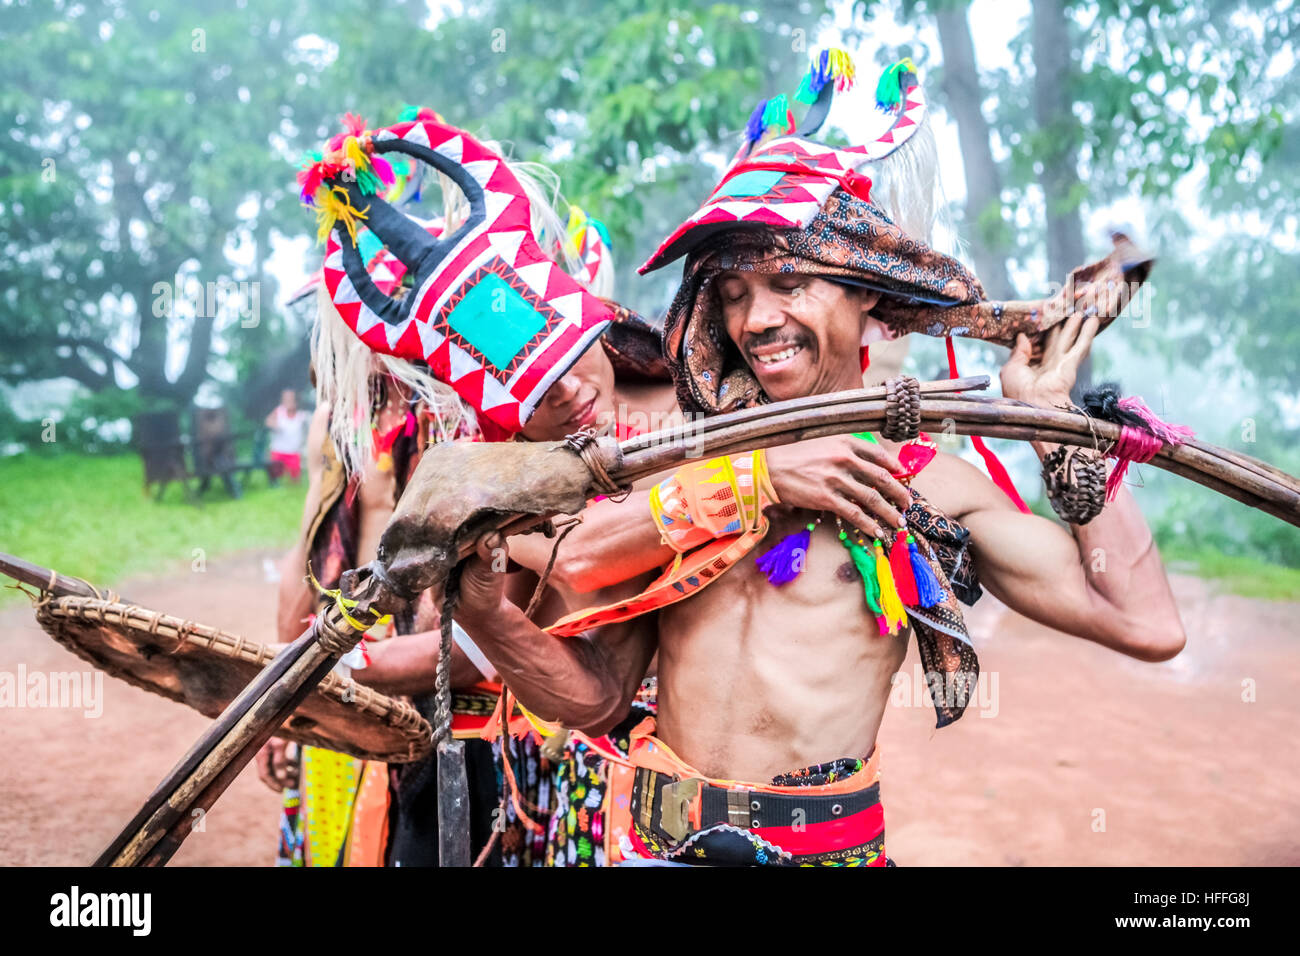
[450,187,1185,864]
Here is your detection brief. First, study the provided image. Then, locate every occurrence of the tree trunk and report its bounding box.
[1031,0,1091,396]
[935,0,1016,301]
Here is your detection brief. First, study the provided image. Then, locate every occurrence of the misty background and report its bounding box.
[1,0,1296,586]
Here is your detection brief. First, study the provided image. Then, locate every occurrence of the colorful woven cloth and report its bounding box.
[545,678,658,867]
[547,451,777,635]
[300,746,363,868]
[650,452,770,552]
[275,785,304,867]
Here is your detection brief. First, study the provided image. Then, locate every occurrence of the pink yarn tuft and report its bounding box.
[1105,398,1194,500]
[1117,396,1196,445]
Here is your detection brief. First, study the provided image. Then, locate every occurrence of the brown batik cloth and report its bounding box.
[902,492,982,727]
[662,187,1152,416]
[599,299,671,383]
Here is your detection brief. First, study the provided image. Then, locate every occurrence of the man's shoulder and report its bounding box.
[911,447,1016,522]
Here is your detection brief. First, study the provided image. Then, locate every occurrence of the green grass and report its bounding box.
[0,454,304,606]
[1162,545,1300,602]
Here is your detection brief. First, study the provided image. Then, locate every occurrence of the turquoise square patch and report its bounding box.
[447,271,547,371]
[715,169,786,198]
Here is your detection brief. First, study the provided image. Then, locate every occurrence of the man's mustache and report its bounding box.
[745,330,807,351]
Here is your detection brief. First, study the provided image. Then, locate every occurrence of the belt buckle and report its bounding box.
[725,788,752,829]
[658,776,702,843]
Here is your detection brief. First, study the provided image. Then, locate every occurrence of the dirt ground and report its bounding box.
[1,549,1297,866]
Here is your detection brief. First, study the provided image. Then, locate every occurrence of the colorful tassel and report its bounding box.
[841,530,882,616]
[744,98,768,144]
[1102,395,1195,501]
[874,58,917,113]
[761,94,791,132]
[312,184,370,245]
[1119,396,1196,445]
[907,537,944,607]
[397,104,441,124]
[756,524,812,585]
[795,48,855,104]
[874,541,908,634]
[565,205,589,257]
[889,531,918,606]
[794,72,816,105]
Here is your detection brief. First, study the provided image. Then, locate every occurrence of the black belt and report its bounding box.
[632,766,880,845]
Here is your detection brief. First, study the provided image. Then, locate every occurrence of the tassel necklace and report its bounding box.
[755,431,945,634]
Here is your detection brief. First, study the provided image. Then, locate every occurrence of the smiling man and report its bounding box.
[450,57,1184,866]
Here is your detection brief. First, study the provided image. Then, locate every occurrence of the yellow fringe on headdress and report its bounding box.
[565,205,588,258]
[313,184,370,246]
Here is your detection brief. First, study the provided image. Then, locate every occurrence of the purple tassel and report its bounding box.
[743,99,768,145]
[756,525,811,585]
[908,538,944,607]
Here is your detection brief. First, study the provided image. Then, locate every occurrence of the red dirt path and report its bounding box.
[1,550,1296,866]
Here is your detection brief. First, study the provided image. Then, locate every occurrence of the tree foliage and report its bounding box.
[1,0,835,410]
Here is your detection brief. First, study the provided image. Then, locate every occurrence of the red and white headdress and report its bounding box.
[300,110,613,436]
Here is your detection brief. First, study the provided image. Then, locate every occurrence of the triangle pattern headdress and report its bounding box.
[301,111,613,436]
[641,53,928,275]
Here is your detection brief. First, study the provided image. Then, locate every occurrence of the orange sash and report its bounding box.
[547,451,777,636]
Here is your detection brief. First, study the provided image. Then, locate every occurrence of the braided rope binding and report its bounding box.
[434,570,460,746]
[882,375,922,441]
[1042,445,1107,525]
[563,426,625,497]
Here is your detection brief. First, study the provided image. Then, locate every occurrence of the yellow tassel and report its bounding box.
[873,541,908,634]
[829,48,856,86]
[313,184,370,245]
[344,136,368,172]
[565,205,588,257]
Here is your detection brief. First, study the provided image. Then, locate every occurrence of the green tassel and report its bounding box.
[841,530,882,615]
[874,58,915,113]
[761,94,789,130]
[355,167,383,195]
[398,104,420,122]
[794,71,817,105]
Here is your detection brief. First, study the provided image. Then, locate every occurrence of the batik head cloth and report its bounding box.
[647,53,1154,415]
[301,112,613,435]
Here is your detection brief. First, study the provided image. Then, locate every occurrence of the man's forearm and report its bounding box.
[459,601,623,731]
[511,489,673,593]
[360,631,482,696]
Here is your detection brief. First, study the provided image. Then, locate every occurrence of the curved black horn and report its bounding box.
[796,81,835,137]
[327,128,493,329]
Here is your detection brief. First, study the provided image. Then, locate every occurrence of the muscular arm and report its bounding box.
[457,535,659,735]
[505,489,674,594]
[926,312,1186,661]
[359,630,484,695]
[923,453,1185,661]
